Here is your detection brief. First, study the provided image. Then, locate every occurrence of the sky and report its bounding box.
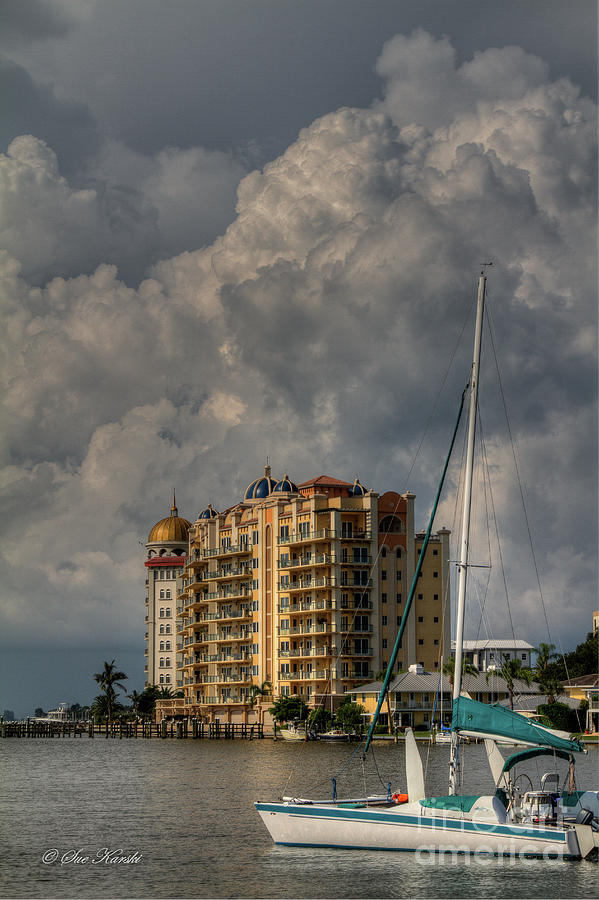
[0,0,596,717]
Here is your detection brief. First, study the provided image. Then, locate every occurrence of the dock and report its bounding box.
[0,719,264,740]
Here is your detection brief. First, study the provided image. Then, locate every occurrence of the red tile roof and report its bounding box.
[299,475,353,487]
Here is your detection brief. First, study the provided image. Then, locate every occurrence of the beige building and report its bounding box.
[145,496,190,690]
[168,468,450,723]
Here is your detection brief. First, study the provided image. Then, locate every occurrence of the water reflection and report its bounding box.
[1,738,596,898]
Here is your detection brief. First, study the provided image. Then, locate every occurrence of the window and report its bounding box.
[252,579,259,590]
[381,593,387,603]
[165,674,171,684]
[341,521,353,538]
[433,616,439,623]
[433,572,438,579]
[381,547,387,558]
[379,515,402,534]
[396,547,402,558]
[165,641,171,650]
[159,608,164,618]
[166,608,171,617]
[280,524,290,539]
[159,624,164,634]
[159,658,164,667]
[160,641,165,651]
[166,624,171,634]
[382,615,387,626]
[434,639,439,646]
[298,521,309,537]
[252,530,259,545]
[221,536,231,549]
[159,674,164,684]
[166,589,171,598]
[252,622,259,633]
[418,639,424,646]
[252,643,259,654]
[382,639,387,649]
[521,653,527,660]
[252,600,259,611]
[397,594,402,603]
[252,665,259,676]
[280,641,289,652]
[165,657,170,667]
[397,571,401,581]
[418,616,424,623]
[397,617,401,626]
[433,594,439,601]
[160,570,165,579]
[417,593,423,600]
[433,549,438,556]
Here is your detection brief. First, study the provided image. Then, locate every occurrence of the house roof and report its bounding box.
[451,639,535,651]
[497,694,581,711]
[298,475,354,487]
[347,672,540,696]
[562,674,599,688]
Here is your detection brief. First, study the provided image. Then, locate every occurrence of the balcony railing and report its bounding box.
[277,599,333,613]
[278,576,338,591]
[278,528,336,545]
[278,624,331,636]
[278,670,328,681]
[277,553,336,569]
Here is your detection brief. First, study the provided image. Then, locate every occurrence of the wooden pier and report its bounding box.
[0,719,264,740]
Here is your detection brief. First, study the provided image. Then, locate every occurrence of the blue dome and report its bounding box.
[244,465,278,501]
[198,504,218,519]
[348,477,368,496]
[273,474,298,494]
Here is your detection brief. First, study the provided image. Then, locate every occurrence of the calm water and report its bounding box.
[0,736,597,899]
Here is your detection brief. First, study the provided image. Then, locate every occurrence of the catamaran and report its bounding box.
[255,272,599,859]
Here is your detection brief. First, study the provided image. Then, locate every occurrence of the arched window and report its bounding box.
[159,674,164,684]
[159,589,165,599]
[379,515,403,534]
[165,624,171,634]
[166,589,171,598]
[159,608,164,617]
[381,547,388,557]
[165,641,171,650]
[159,657,164,667]
[160,641,164,651]
[166,608,171,617]
[165,674,171,684]
[396,547,402,558]
[159,624,164,634]
[165,657,171,667]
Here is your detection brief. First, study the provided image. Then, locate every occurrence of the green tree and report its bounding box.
[93,660,128,722]
[34,707,46,718]
[90,694,125,722]
[268,696,308,723]
[487,657,534,710]
[307,707,332,732]
[376,670,397,736]
[127,690,143,717]
[443,657,479,688]
[335,699,366,732]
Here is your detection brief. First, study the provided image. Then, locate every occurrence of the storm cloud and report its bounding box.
[0,24,596,712]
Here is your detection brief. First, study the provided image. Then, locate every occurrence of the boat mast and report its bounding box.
[449,272,486,795]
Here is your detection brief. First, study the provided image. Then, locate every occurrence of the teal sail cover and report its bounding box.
[452,696,584,753]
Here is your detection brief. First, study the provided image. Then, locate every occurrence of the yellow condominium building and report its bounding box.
[164,467,450,725]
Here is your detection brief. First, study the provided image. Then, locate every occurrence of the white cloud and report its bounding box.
[0,33,596,664]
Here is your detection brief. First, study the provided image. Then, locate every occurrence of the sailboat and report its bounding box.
[255,272,599,858]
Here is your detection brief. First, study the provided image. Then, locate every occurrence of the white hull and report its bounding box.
[256,800,593,858]
[279,729,305,742]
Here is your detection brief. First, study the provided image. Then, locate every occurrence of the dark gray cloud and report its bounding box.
[0,17,596,716]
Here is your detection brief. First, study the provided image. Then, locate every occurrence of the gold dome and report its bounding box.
[148,494,191,543]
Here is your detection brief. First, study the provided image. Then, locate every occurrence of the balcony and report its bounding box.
[338,578,373,590]
[337,624,373,633]
[278,624,331,636]
[203,565,252,580]
[277,599,333,614]
[336,598,374,610]
[195,543,252,559]
[339,555,373,566]
[278,576,337,591]
[340,531,372,541]
[278,670,328,681]
[282,647,335,659]
[203,631,252,642]
[278,528,336,546]
[278,553,336,569]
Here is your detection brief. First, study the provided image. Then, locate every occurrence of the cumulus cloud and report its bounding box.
[0,33,596,676]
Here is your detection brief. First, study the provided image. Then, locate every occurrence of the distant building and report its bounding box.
[450,639,534,673]
[593,611,599,634]
[2,710,15,721]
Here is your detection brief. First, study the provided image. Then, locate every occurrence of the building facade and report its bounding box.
[146,469,451,723]
[145,496,191,690]
[450,639,534,673]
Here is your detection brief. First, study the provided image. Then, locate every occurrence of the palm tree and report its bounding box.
[486,657,533,710]
[443,657,479,689]
[127,690,143,717]
[249,680,272,724]
[532,643,562,704]
[93,660,128,722]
